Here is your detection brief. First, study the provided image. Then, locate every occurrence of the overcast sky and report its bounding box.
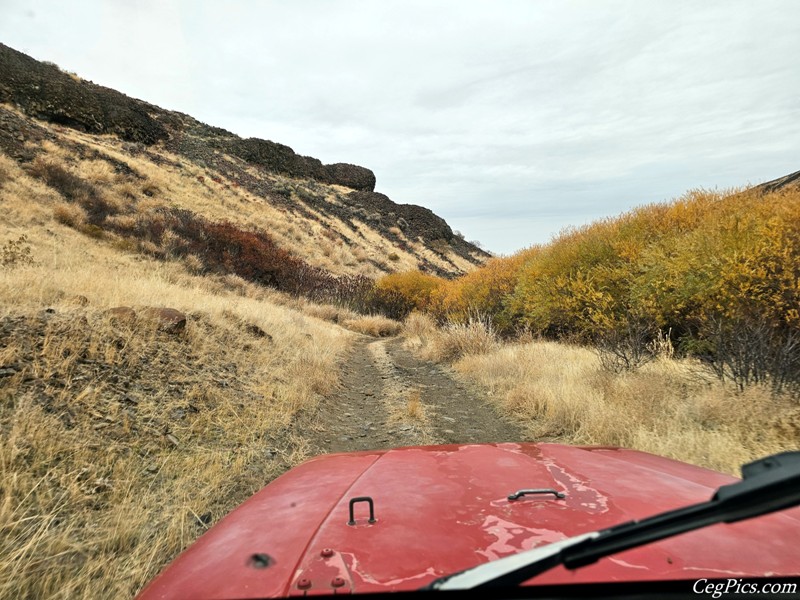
[2,1,798,254]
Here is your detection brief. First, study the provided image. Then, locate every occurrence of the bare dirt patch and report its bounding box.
[305,336,525,455]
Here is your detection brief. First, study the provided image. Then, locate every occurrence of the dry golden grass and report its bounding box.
[0,163,353,598]
[403,312,499,362]
[402,311,439,347]
[0,313,319,598]
[454,341,800,475]
[404,389,426,421]
[386,388,431,428]
[341,315,403,337]
[35,122,477,279]
[52,202,86,228]
[366,342,434,442]
[290,301,402,338]
[299,302,356,323]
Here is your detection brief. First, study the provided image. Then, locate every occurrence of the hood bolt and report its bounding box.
[320,548,334,558]
[297,578,312,590]
[331,577,346,588]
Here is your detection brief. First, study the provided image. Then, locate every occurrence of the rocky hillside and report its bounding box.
[0,43,494,600]
[755,168,800,194]
[0,43,488,279]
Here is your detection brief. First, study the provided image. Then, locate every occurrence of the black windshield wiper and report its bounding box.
[427,451,800,590]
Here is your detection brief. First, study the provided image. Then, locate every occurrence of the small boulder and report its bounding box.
[142,307,186,334]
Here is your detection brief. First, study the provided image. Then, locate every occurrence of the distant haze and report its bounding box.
[2,0,798,254]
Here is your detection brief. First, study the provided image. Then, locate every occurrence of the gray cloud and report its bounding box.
[2,0,799,254]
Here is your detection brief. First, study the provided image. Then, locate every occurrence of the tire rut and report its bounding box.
[305,336,525,456]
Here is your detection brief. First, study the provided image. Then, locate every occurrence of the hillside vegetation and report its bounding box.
[0,144,366,597]
[386,184,800,391]
[393,183,800,477]
[407,313,797,474]
[0,42,487,287]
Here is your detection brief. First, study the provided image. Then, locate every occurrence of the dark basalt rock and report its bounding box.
[221,138,376,191]
[756,169,800,194]
[0,43,377,191]
[0,105,52,160]
[343,191,455,243]
[322,163,376,192]
[0,43,168,145]
[226,138,318,179]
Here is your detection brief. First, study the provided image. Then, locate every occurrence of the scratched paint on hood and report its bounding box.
[344,552,440,588]
[544,460,609,513]
[476,515,568,561]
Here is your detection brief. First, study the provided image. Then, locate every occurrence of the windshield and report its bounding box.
[1,2,799,599]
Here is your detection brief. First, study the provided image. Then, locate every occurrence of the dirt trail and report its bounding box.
[305,336,525,456]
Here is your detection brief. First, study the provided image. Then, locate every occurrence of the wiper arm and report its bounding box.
[428,451,800,590]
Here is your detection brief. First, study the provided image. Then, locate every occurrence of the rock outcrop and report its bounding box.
[105,306,187,334]
[323,163,376,192]
[221,138,375,192]
[756,169,800,194]
[343,191,456,243]
[142,308,187,334]
[0,44,168,144]
[0,43,376,191]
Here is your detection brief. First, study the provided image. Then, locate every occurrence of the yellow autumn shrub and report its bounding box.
[374,270,443,315]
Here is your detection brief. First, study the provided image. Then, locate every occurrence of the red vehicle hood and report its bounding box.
[137,443,800,598]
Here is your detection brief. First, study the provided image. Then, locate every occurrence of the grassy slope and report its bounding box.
[0,152,355,598]
[5,105,481,280]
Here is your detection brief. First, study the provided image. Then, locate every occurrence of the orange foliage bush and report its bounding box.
[430,249,538,333]
[404,185,800,386]
[374,271,443,318]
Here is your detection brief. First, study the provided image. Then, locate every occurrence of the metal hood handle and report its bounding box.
[508,488,566,501]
